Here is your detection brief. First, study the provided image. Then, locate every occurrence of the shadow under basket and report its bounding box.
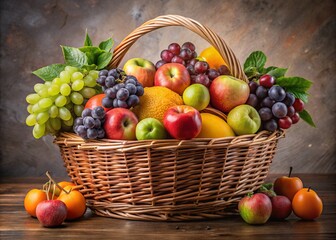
[54,15,285,221]
[55,129,284,221]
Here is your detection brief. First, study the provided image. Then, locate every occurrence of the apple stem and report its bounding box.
[46,171,70,195]
[307,187,311,192]
[288,166,293,177]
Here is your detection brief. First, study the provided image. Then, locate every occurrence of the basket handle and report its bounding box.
[108,15,248,82]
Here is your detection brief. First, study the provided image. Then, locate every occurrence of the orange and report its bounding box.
[196,113,235,138]
[24,189,49,217]
[199,46,228,70]
[292,188,323,220]
[132,86,183,122]
[58,187,86,220]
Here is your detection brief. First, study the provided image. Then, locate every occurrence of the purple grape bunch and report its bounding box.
[95,68,144,109]
[73,106,106,139]
[246,74,304,131]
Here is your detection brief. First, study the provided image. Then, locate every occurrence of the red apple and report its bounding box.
[104,108,138,140]
[36,200,67,228]
[154,63,190,95]
[163,105,202,140]
[273,167,303,201]
[271,195,292,220]
[238,193,272,225]
[123,58,156,87]
[209,75,250,112]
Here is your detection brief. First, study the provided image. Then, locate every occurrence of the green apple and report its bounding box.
[136,118,167,140]
[227,104,261,135]
[182,84,210,111]
[123,58,156,87]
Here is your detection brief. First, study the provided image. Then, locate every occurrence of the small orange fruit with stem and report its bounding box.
[292,187,323,220]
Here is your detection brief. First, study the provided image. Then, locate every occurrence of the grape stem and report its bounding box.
[46,171,70,195]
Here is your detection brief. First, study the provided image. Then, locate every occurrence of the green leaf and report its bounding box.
[84,30,93,46]
[244,66,259,78]
[276,76,313,103]
[244,51,267,72]
[32,64,65,81]
[61,45,88,68]
[263,66,277,74]
[79,46,104,65]
[99,38,114,52]
[267,67,288,78]
[97,52,113,69]
[299,109,316,127]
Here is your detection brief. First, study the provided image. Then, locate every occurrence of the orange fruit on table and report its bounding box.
[58,186,86,220]
[199,46,228,70]
[54,181,75,196]
[24,189,49,217]
[292,187,323,220]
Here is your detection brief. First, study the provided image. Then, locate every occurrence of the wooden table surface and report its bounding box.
[1,174,335,240]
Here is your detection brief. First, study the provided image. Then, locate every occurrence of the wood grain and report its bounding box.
[0,174,335,239]
[0,0,335,177]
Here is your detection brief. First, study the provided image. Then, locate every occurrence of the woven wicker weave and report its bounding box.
[55,15,284,221]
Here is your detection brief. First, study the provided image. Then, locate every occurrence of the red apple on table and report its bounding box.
[163,105,202,140]
[209,75,250,112]
[154,63,190,95]
[104,108,138,140]
[123,58,156,87]
[238,193,272,225]
[271,195,292,220]
[273,167,303,201]
[36,200,67,228]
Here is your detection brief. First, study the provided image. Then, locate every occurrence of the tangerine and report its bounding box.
[24,189,49,217]
[85,93,110,111]
[196,113,235,138]
[58,187,86,220]
[292,187,323,220]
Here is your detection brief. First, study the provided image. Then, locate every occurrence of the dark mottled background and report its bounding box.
[0,0,335,178]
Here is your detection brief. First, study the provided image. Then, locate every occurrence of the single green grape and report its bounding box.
[71,72,84,82]
[48,85,60,96]
[32,103,49,113]
[72,79,84,91]
[44,81,52,87]
[38,88,49,98]
[45,120,57,134]
[49,105,59,118]
[52,77,62,86]
[70,92,84,105]
[26,114,37,126]
[59,107,72,121]
[60,83,71,96]
[38,98,53,109]
[27,104,34,114]
[83,75,97,87]
[60,71,71,83]
[65,66,78,75]
[34,83,46,93]
[50,117,61,131]
[36,111,49,124]
[55,95,67,107]
[62,117,74,127]
[80,87,96,99]
[89,70,99,80]
[74,104,84,117]
[26,93,41,104]
[33,123,46,139]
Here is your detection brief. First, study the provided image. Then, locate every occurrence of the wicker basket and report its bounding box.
[55,15,285,221]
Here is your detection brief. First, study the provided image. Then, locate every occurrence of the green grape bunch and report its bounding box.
[25,32,114,139]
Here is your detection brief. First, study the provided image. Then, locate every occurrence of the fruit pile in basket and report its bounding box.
[25,32,315,140]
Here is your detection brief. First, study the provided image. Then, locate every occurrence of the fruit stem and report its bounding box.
[307,187,311,192]
[288,166,293,177]
[46,171,70,195]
